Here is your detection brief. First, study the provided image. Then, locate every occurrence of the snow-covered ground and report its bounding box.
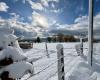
[21,42,100,80]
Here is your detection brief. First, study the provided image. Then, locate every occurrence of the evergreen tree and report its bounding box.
[47,37,52,43]
[36,37,41,43]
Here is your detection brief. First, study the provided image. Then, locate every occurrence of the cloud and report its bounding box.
[0,14,37,38]
[27,0,44,10]
[48,23,81,36]
[0,2,9,12]
[12,0,26,4]
[40,0,49,7]
[74,16,88,23]
[74,13,100,32]
[48,13,100,38]
[42,0,61,13]
[35,13,100,39]
[47,0,59,3]
[32,12,49,28]
[27,0,61,13]
[50,9,62,13]
[40,0,59,7]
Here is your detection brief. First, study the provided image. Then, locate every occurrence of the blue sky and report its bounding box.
[0,0,100,38]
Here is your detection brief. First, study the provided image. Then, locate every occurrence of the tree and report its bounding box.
[36,37,41,43]
[52,36,57,42]
[57,33,64,42]
[47,37,52,42]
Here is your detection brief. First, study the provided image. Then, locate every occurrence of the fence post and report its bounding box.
[75,38,83,56]
[56,44,65,80]
[45,42,49,58]
[80,38,83,55]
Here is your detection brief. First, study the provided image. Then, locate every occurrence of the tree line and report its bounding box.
[35,33,78,43]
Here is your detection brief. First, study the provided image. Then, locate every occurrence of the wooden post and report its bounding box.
[88,0,94,66]
[56,44,65,80]
[45,42,49,58]
[80,38,83,55]
[75,38,83,56]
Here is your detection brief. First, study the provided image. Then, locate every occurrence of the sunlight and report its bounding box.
[32,12,49,28]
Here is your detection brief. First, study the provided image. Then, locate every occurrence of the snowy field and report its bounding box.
[21,42,100,80]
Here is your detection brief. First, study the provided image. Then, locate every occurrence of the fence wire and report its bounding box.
[23,47,88,80]
[24,51,79,80]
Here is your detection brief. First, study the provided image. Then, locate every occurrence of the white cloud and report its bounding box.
[74,16,88,23]
[49,9,61,13]
[73,13,100,32]
[51,3,55,8]
[27,0,44,10]
[28,16,32,21]
[40,0,59,7]
[10,13,20,20]
[0,2,9,12]
[1,12,100,38]
[32,12,49,28]
[0,15,37,38]
[48,13,100,38]
[47,0,59,2]
[40,0,49,7]
[27,0,60,13]
[12,0,26,4]
[5,12,100,38]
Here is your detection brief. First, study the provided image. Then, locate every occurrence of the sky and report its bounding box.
[0,0,100,38]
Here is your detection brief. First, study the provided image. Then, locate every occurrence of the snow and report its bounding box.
[1,61,34,79]
[67,61,92,80]
[0,39,100,80]
[0,27,18,49]
[75,43,83,56]
[20,42,100,80]
[56,44,63,50]
[0,46,27,62]
[0,28,35,80]
[0,27,99,80]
